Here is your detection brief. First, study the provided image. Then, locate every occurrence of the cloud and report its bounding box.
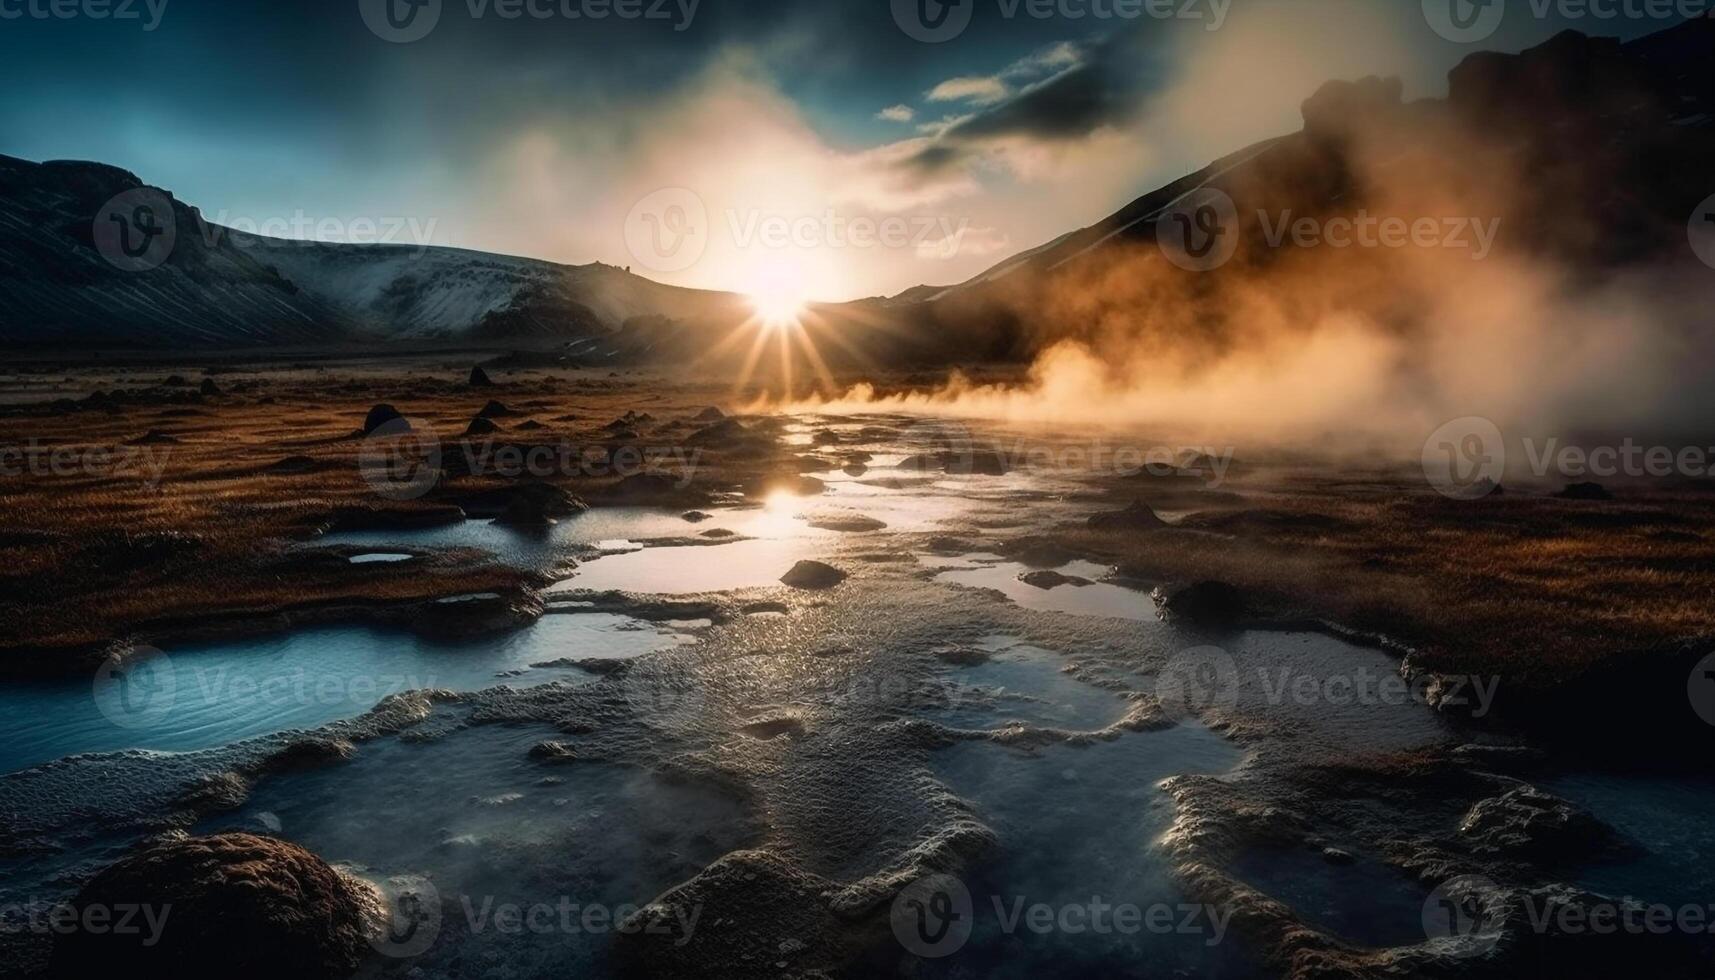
[916,225,1012,260]
[926,76,1011,105]
[876,104,915,122]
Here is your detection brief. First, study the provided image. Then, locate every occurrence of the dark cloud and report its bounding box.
[897,30,1168,178]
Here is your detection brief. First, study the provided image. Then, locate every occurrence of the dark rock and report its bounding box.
[898,450,1009,476]
[516,419,545,430]
[528,740,579,763]
[1319,847,1356,866]
[686,418,756,447]
[693,406,725,421]
[476,400,516,418]
[1152,581,1249,628]
[362,404,405,435]
[408,590,546,642]
[806,515,886,533]
[264,737,357,772]
[469,365,495,387]
[493,483,588,528]
[464,416,501,437]
[843,462,868,477]
[1018,569,1091,590]
[780,560,847,590]
[129,429,179,445]
[1557,481,1613,501]
[198,378,221,396]
[1088,499,1168,531]
[264,455,318,475]
[702,528,736,538]
[161,375,188,387]
[1459,786,1613,860]
[601,471,706,507]
[682,511,713,523]
[49,832,375,980]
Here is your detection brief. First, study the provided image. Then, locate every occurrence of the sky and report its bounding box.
[0,0,1691,301]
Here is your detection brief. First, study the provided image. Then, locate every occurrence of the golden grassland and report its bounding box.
[4,356,1715,712]
[0,357,800,663]
[1068,468,1715,692]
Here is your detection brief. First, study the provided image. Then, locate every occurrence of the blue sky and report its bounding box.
[0,0,1689,298]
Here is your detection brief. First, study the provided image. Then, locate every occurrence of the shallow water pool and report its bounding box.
[0,614,695,775]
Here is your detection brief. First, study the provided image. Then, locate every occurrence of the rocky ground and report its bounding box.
[1,357,1711,978]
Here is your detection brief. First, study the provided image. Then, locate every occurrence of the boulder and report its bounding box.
[1088,499,1167,531]
[464,417,501,437]
[780,560,847,590]
[469,365,495,387]
[361,404,405,435]
[493,483,588,528]
[198,378,221,397]
[1459,786,1613,860]
[1018,569,1090,590]
[1557,481,1612,501]
[49,832,375,980]
[693,406,725,421]
[476,400,516,418]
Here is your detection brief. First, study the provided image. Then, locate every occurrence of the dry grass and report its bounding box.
[0,357,802,662]
[1065,469,1715,688]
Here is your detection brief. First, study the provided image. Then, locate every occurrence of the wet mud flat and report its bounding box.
[1,365,1712,978]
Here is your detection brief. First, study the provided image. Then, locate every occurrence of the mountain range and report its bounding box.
[3,17,1713,362]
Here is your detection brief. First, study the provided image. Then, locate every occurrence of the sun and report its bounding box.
[748,281,809,329]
